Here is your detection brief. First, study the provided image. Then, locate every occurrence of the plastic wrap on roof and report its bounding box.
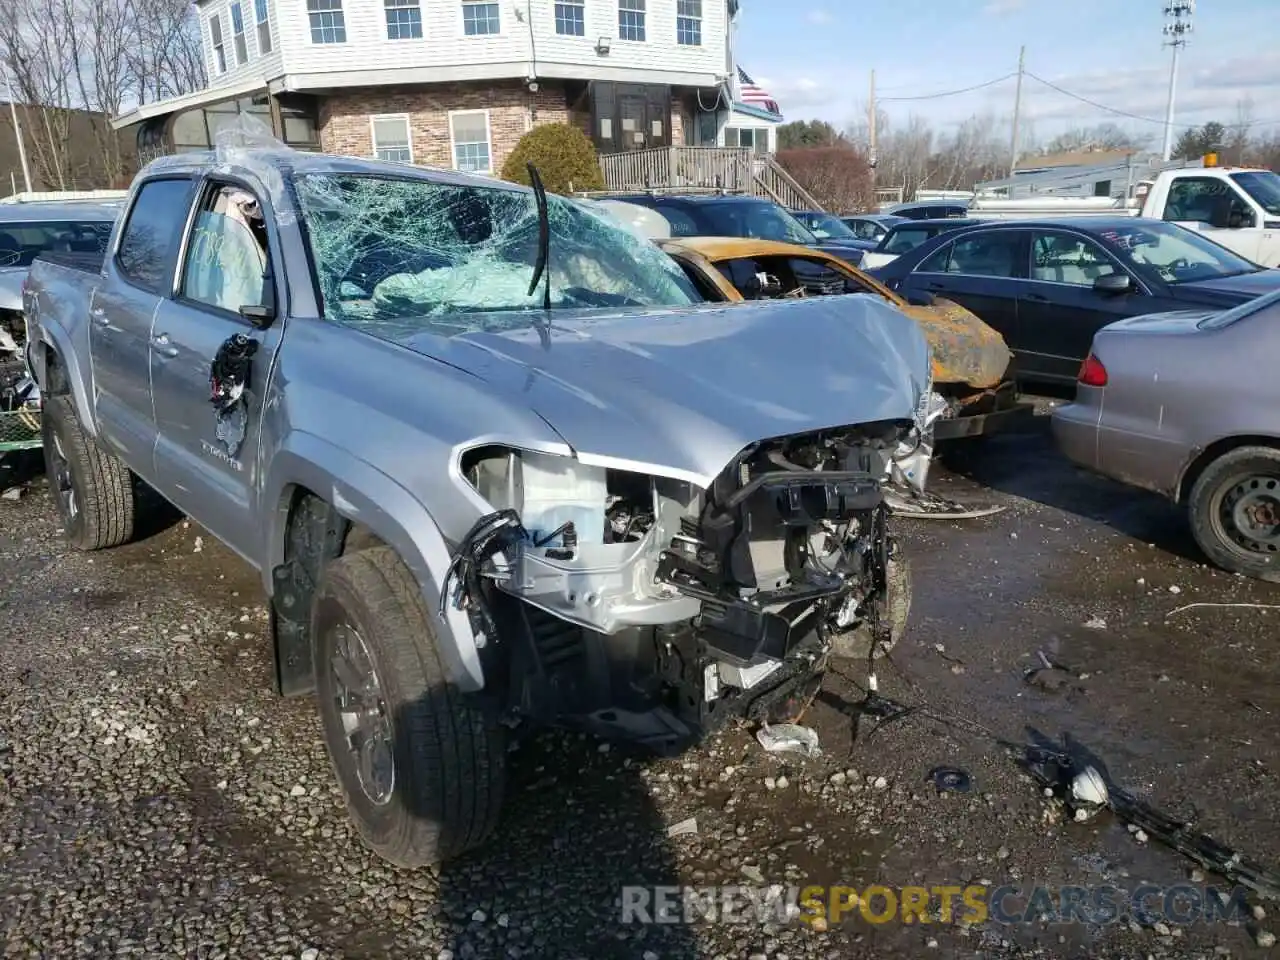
[291,172,699,333]
[211,113,296,225]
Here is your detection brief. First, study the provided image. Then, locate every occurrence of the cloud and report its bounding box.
[981,0,1025,15]
[761,75,840,114]
[806,9,832,24]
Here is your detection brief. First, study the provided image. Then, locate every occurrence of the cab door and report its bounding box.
[149,178,285,561]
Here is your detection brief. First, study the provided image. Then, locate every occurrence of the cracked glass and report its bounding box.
[291,173,701,336]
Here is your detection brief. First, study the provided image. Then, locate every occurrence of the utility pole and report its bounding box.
[2,65,32,195]
[1161,0,1194,162]
[868,69,877,186]
[1009,45,1025,175]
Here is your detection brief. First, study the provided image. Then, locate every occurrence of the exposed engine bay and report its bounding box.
[445,422,912,749]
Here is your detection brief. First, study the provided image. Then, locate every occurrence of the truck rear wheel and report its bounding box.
[1188,446,1280,583]
[41,394,136,551]
[312,545,506,867]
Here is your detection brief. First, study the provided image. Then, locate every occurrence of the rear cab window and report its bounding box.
[0,220,114,267]
[116,178,197,293]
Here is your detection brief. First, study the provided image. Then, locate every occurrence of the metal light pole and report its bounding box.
[1160,0,1194,162]
[2,65,32,194]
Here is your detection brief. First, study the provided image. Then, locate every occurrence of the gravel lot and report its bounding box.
[1,415,1278,960]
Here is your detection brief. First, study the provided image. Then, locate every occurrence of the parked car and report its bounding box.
[885,200,971,220]
[872,216,1280,390]
[1052,288,1280,582]
[606,193,868,266]
[655,235,1028,442]
[788,209,878,250]
[24,147,932,868]
[860,218,983,271]
[0,201,119,357]
[841,213,909,245]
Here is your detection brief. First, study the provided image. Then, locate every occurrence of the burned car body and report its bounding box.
[23,130,933,865]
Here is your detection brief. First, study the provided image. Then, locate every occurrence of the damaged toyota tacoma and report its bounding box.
[23,139,933,867]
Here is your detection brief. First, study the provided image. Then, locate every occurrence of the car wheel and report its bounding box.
[40,394,136,551]
[827,555,912,660]
[312,545,506,867]
[1188,446,1280,583]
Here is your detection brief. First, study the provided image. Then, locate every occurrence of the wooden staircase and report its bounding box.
[595,146,825,212]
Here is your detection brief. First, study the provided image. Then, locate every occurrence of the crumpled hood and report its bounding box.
[400,297,932,487]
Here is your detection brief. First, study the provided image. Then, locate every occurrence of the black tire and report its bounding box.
[1188,446,1280,583]
[40,393,136,551]
[828,556,913,661]
[312,545,506,867]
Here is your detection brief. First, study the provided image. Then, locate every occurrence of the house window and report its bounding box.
[555,0,584,35]
[725,127,768,154]
[371,115,413,163]
[676,0,701,45]
[231,3,249,64]
[449,110,491,173]
[209,15,227,74]
[385,0,422,39]
[618,0,645,41]
[307,0,346,43]
[462,0,500,35]
[254,0,272,53]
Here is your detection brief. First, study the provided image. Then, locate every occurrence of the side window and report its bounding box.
[884,229,928,254]
[1031,232,1117,286]
[1164,176,1232,224]
[180,183,272,315]
[917,241,953,273]
[672,256,723,300]
[944,233,1024,278]
[117,178,196,293]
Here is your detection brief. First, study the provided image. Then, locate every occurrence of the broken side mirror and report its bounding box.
[239,280,277,328]
[1093,273,1132,295]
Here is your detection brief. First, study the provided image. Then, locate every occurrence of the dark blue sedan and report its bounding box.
[871,216,1280,388]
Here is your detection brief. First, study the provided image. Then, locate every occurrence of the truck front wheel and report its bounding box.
[41,394,136,551]
[312,545,506,867]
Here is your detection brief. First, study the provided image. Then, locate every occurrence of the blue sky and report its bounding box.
[735,0,1280,145]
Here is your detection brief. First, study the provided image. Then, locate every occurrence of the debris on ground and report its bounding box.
[1,486,22,501]
[756,722,821,757]
[1166,602,1280,618]
[666,817,698,838]
[884,486,1006,520]
[1083,616,1107,629]
[929,766,972,794]
[1068,765,1108,821]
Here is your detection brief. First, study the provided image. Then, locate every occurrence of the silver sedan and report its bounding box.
[1052,289,1280,582]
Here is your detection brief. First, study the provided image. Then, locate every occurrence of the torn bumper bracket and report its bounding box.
[439,509,528,646]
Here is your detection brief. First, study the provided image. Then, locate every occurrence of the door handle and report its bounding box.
[151,333,178,358]
[90,308,109,327]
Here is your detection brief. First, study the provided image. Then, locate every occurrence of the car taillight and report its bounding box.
[1078,353,1108,387]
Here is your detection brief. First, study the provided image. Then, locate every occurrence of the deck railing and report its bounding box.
[597,146,825,211]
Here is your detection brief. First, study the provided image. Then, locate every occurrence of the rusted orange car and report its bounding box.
[657,236,1031,440]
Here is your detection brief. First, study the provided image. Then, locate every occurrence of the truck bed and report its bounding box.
[34,250,106,275]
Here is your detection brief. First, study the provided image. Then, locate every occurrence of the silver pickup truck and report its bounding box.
[23,147,933,867]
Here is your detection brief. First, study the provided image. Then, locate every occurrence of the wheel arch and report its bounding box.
[262,433,488,697]
[1177,434,1280,504]
[31,333,97,438]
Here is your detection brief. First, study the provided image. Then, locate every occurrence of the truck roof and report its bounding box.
[0,201,121,222]
[141,148,534,195]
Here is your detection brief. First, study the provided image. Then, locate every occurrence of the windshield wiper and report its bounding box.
[525,163,553,312]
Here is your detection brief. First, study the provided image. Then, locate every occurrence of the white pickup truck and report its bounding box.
[968,166,1280,267]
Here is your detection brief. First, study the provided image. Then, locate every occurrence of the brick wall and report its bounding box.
[318,80,573,174]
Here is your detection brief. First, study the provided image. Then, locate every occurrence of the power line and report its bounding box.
[1025,70,1280,129]
[878,73,1016,102]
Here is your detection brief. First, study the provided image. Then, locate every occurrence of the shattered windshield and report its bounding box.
[1093,220,1260,284]
[292,173,700,332]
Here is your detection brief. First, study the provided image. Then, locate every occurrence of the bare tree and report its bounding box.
[1224,98,1254,166]
[1,0,77,189]
[1043,123,1147,155]
[66,0,133,183]
[130,0,207,104]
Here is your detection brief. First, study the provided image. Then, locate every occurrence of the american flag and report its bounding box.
[736,67,781,117]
